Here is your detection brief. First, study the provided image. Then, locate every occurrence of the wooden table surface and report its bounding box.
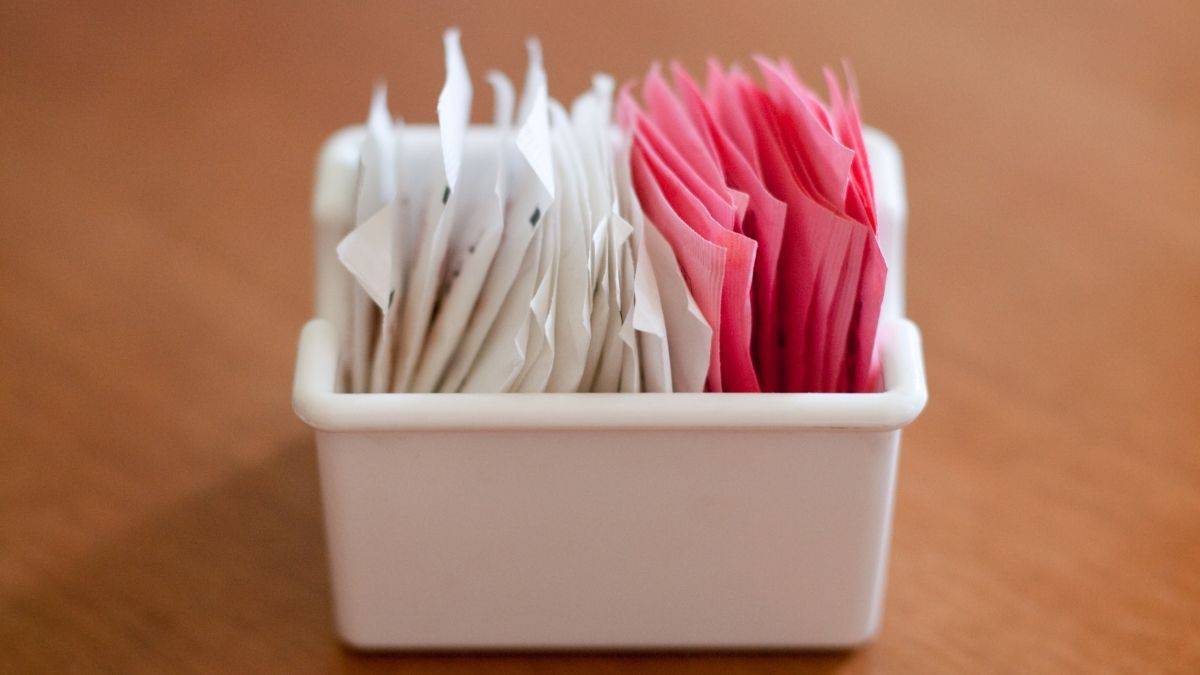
[3,1,1198,672]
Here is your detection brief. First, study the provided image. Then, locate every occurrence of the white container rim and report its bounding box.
[293,317,927,432]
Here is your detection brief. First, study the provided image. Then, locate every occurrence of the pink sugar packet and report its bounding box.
[626,58,887,392]
[671,64,787,391]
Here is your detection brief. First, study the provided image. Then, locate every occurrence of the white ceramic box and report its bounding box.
[293,126,927,650]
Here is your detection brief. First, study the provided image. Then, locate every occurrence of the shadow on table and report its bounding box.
[1,436,865,673]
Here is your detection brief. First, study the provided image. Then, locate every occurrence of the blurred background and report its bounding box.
[2,1,1197,672]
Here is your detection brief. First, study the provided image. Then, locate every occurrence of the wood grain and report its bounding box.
[2,1,1198,672]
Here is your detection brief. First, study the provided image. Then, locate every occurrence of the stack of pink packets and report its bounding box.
[336,31,885,394]
[620,61,885,393]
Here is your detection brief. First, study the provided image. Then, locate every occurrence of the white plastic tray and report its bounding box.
[294,125,926,650]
